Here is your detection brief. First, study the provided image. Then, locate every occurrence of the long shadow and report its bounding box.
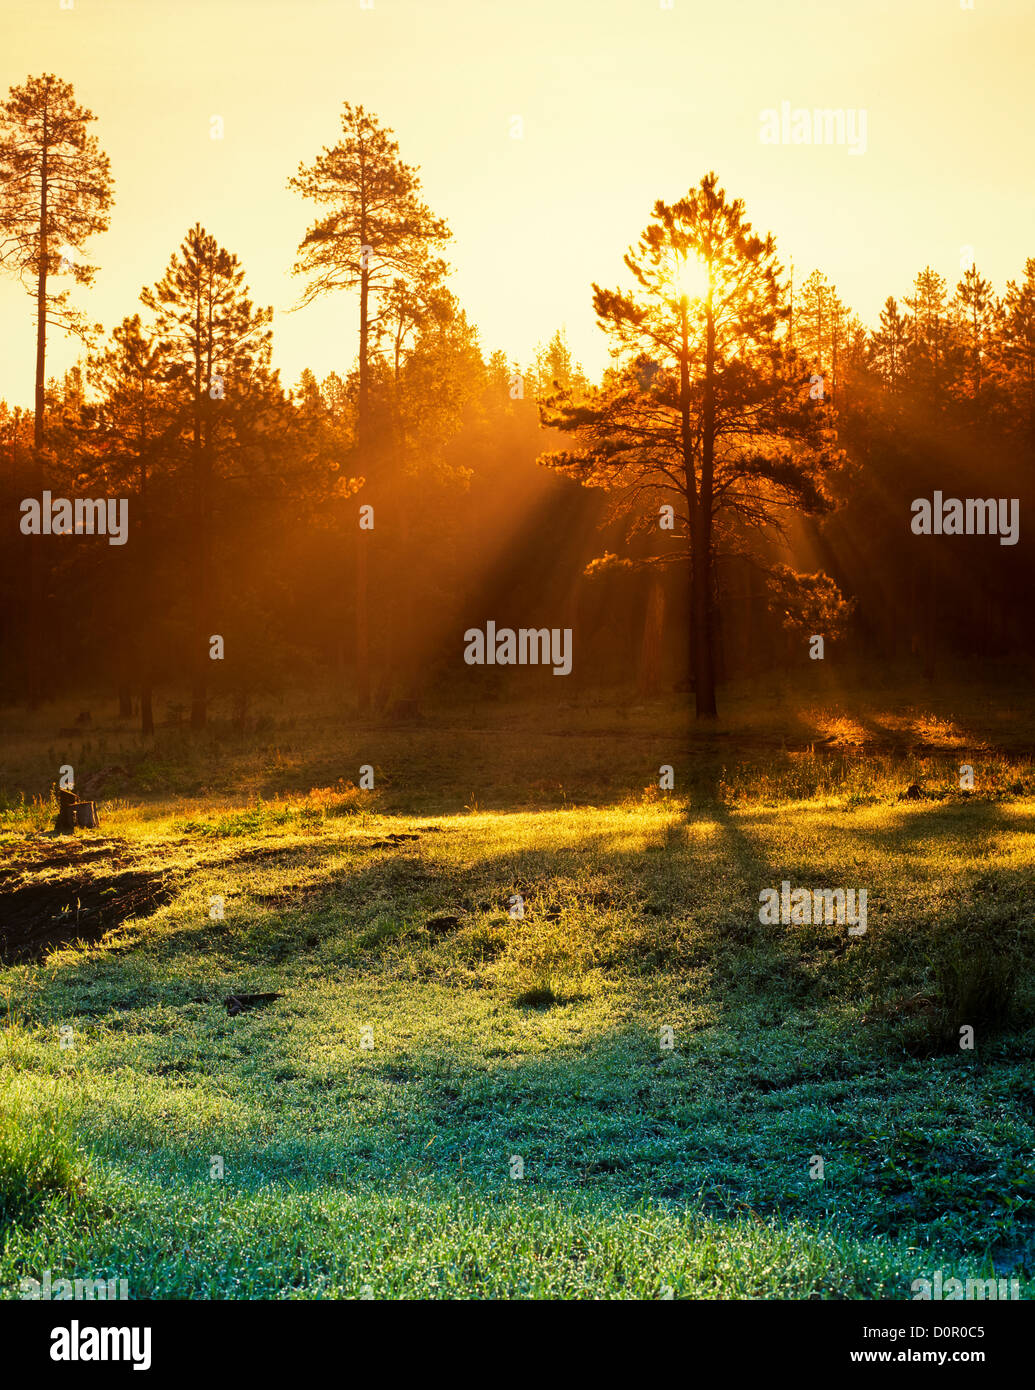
[15,784,1034,1042]
[8,793,1035,1291]
[14,1003,1034,1294]
[842,795,1032,854]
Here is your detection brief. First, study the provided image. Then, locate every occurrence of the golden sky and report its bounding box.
[2,0,1033,405]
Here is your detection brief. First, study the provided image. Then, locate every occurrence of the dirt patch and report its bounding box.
[0,840,129,882]
[0,870,174,963]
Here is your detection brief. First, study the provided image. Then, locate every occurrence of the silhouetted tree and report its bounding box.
[951,265,999,405]
[530,328,589,399]
[88,315,178,732]
[141,225,273,728]
[289,103,451,710]
[541,172,849,717]
[867,296,912,393]
[904,267,951,402]
[1001,258,1035,450]
[0,73,113,704]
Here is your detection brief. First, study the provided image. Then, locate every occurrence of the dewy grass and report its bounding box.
[0,1091,83,1227]
[0,678,1033,1298]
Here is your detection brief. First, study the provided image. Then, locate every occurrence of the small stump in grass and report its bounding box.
[55,789,100,834]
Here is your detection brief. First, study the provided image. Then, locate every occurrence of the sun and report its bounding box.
[673,253,710,303]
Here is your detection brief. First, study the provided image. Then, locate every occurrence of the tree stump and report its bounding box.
[56,788,78,834]
[55,788,100,833]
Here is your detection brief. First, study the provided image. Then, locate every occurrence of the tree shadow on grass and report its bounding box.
[17,783,1032,1052]
[10,793,1035,1291]
[20,1001,1034,1296]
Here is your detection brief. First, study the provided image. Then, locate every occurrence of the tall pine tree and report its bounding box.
[289,104,450,711]
[541,173,848,718]
[0,73,113,704]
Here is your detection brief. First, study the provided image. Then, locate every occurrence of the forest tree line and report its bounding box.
[2,76,1033,725]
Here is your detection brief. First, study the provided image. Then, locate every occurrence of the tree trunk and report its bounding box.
[190,573,208,728]
[695,284,719,719]
[141,683,154,737]
[335,632,347,695]
[678,289,718,720]
[355,255,371,713]
[922,541,936,682]
[397,487,425,707]
[118,682,132,717]
[689,523,717,718]
[28,108,49,710]
[27,453,44,710]
[190,336,210,730]
[638,577,665,697]
[355,530,370,713]
[138,459,154,737]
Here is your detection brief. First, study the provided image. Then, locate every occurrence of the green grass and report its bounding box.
[1,672,1033,1298]
[0,1095,83,1229]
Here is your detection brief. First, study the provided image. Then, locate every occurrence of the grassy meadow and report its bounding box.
[2,669,1034,1299]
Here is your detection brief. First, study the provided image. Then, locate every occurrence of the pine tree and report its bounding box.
[0,73,113,704]
[951,265,999,402]
[868,296,913,392]
[140,225,273,728]
[794,272,860,395]
[1000,258,1035,448]
[795,270,831,374]
[289,105,451,711]
[88,315,177,733]
[541,172,847,718]
[531,328,589,399]
[904,267,949,401]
